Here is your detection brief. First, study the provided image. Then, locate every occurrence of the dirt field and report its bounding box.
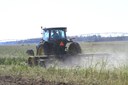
[0,75,72,85]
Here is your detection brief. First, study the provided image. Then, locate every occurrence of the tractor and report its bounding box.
[27,27,82,67]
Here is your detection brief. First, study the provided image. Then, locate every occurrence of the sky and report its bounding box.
[0,0,128,41]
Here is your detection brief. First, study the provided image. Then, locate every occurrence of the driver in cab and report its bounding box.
[52,30,60,40]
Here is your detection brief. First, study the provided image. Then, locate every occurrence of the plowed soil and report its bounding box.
[0,75,72,85]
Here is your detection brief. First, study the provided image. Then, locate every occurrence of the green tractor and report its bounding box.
[27,27,81,67]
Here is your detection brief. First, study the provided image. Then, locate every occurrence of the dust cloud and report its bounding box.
[45,42,128,69]
[45,52,128,69]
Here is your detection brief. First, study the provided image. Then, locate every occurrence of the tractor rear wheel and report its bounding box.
[43,42,50,55]
[68,42,81,55]
[36,44,43,55]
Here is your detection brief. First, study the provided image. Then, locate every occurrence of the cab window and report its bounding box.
[42,30,49,41]
[58,30,66,38]
[51,30,66,39]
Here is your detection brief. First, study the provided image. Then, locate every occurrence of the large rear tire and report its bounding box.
[36,43,44,55]
[68,42,82,55]
[43,42,50,55]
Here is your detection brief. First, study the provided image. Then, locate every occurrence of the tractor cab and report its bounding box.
[35,27,81,57]
[36,27,68,56]
[42,27,67,42]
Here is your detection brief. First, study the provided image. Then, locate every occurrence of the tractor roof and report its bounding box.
[43,27,67,31]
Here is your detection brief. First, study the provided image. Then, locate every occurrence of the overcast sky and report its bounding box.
[0,0,128,40]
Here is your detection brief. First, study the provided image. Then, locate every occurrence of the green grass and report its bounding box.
[0,42,128,85]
